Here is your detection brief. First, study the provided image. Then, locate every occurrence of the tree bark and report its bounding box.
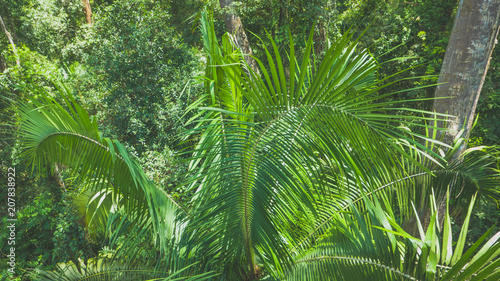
[433,0,500,151]
[0,12,19,67]
[403,0,500,237]
[219,0,260,76]
[82,0,93,25]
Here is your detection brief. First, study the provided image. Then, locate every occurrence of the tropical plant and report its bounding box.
[16,10,500,281]
[284,191,500,281]
[34,218,217,281]
[81,0,200,156]
[16,83,210,279]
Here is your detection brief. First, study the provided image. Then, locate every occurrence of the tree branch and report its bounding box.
[0,12,19,67]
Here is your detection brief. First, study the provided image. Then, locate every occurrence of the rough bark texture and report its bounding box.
[403,0,500,237]
[433,0,500,149]
[0,12,19,67]
[82,0,93,25]
[219,0,260,76]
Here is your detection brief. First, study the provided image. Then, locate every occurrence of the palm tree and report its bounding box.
[18,11,500,280]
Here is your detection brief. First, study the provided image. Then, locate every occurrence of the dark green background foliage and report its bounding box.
[332,0,459,111]
[0,0,499,279]
[457,198,500,248]
[472,45,500,146]
[0,132,95,280]
[0,0,84,62]
[79,0,200,155]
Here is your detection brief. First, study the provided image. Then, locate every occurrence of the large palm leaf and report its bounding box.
[16,83,184,255]
[284,192,500,280]
[182,10,451,279]
[34,219,217,281]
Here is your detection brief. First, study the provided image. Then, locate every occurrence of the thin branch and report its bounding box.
[0,12,20,67]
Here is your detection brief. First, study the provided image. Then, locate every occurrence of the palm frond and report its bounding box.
[17,83,183,253]
[284,192,500,280]
[181,9,453,279]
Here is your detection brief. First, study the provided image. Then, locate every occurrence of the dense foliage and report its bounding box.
[1,0,499,280]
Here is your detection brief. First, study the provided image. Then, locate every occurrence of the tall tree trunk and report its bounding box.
[0,12,19,67]
[82,0,93,25]
[219,0,260,76]
[434,0,500,226]
[433,0,500,151]
[403,0,500,237]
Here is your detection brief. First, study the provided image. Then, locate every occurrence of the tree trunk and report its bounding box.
[433,0,500,151]
[403,0,500,237]
[0,12,19,67]
[434,0,500,227]
[219,0,260,76]
[82,0,93,25]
